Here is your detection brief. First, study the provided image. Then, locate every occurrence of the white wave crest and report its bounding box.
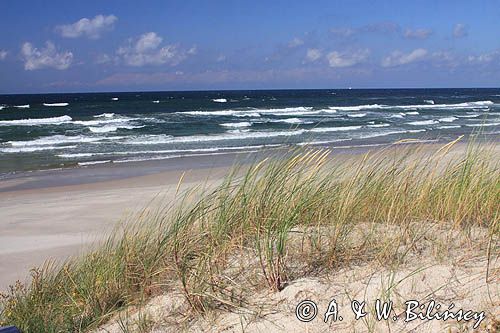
[73,117,136,126]
[347,113,367,118]
[436,125,461,129]
[438,116,458,123]
[465,122,500,127]
[220,122,252,128]
[43,102,69,107]
[456,114,480,118]
[14,104,30,109]
[368,123,390,128]
[58,145,283,159]
[407,120,438,126]
[0,145,77,153]
[7,135,123,147]
[125,129,305,145]
[329,104,384,112]
[93,113,115,118]
[212,98,227,103]
[273,118,313,124]
[88,125,144,133]
[0,115,72,126]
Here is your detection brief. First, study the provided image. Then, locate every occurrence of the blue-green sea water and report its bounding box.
[0,89,499,174]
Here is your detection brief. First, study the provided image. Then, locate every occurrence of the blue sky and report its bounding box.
[0,0,499,93]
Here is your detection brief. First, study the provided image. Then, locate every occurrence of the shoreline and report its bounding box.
[0,135,485,193]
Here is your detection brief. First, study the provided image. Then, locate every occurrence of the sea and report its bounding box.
[0,88,499,175]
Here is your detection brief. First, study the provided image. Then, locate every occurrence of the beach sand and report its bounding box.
[0,156,235,290]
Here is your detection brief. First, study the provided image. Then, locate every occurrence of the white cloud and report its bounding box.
[326,49,369,68]
[288,37,304,48]
[468,50,500,64]
[117,32,188,67]
[21,42,73,70]
[453,23,468,38]
[0,50,7,60]
[404,28,433,39]
[381,48,428,67]
[57,14,117,39]
[305,48,322,62]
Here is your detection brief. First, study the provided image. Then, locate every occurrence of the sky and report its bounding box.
[0,0,499,93]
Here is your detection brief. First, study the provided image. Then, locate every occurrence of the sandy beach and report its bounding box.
[0,154,241,290]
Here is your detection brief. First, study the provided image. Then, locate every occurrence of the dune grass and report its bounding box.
[0,140,498,332]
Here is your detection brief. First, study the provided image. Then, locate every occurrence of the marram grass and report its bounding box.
[0,141,498,332]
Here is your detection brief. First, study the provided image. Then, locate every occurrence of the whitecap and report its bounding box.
[220,122,252,128]
[43,102,69,107]
[328,104,384,112]
[111,97,119,101]
[438,116,458,123]
[58,144,283,159]
[14,104,30,109]
[407,120,438,126]
[367,123,390,128]
[465,122,500,127]
[152,100,160,103]
[73,117,137,126]
[347,113,367,118]
[0,145,77,153]
[0,115,72,126]
[272,118,313,124]
[93,113,115,118]
[456,114,480,118]
[212,98,227,103]
[88,125,144,133]
[424,100,435,105]
[436,125,461,129]
[125,130,305,145]
[7,135,122,147]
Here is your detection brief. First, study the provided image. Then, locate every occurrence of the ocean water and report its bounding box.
[0,89,499,174]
